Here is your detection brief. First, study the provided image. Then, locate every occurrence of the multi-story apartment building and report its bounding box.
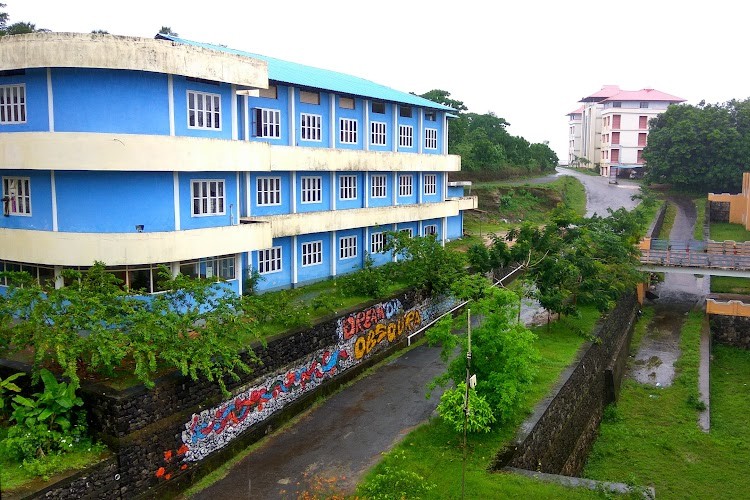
[567,106,582,166]
[572,85,684,177]
[0,32,476,294]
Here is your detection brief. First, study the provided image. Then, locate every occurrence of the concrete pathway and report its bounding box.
[555,167,640,217]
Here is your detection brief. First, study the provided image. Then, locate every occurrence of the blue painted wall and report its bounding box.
[296,173,331,213]
[421,172,443,203]
[367,172,393,208]
[53,68,170,135]
[396,173,418,205]
[335,97,363,150]
[56,171,174,232]
[254,236,292,291]
[247,83,289,146]
[335,172,364,210]
[446,214,463,240]
[0,69,49,132]
[447,185,465,198]
[250,172,291,216]
[336,228,363,275]
[421,217,442,240]
[179,171,237,230]
[0,169,53,230]
[296,232,331,283]
[296,91,330,147]
[172,76,233,139]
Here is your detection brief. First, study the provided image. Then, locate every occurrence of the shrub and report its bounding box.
[360,451,436,499]
[338,255,389,299]
[437,383,496,433]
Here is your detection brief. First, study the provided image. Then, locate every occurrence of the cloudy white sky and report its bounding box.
[7,0,749,161]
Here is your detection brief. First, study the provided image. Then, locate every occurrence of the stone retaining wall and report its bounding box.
[710,201,730,223]
[646,201,668,239]
[709,314,750,349]
[492,292,639,476]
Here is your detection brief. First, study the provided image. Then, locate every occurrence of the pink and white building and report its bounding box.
[572,85,685,177]
[567,106,583,166]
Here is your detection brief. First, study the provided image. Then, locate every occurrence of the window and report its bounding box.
[399,106,412,118]
[371,174,386,198]
[400,228,413,237]
[639,115,648,129]
[340,118,358,144]
[399,125,413,148]
[398,175,413,197]
[301,176,322,204]
[258,247,282,274]
[612,114,621,129]
[0,84,26,124]
[187,91,221,130]
[371,121,387,146]
[639,102,649,109]
[425,128,438,149]
[339,97,355,109]
[370,232,386,253]
[425,111,436,121]
[423,174,437,195]
[301,241,323,266]
[254,108,281,138]
[257,177,281,206]
[2,177,31,216]
[611,132,620,144]
[191,180,225,216]
[259,85,277,99]
[611,149,620,163]
[424,224,437,236]
[371,101,385,114]
[339,175,357,200]
[612,101,622,108]
[638,133,647,147]
[203,255,236,280]
[300,113,322,141]
[637,149,644,164]
[299,90,320,105]
[339,235,357,260]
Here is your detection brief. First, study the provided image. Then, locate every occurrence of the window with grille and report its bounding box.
[371,121,387,146]
[0,85,26,124]
[423,174,437,195]
[398,175,413,197]
[300,113,322,141]
[201,255,236,280]
[340,118,358,144]
[301,240,323,266]
[257,177,281,206]
[339,175,357,200]
[371,174,387,198]
[301,176,322,204]
[399,125,413,148]
[424,224,437,236]
[371,232,386,253]
[2,177,31,215]
[425,128,438,149]
[254,108,281,138]
[187,91,221,130]
[191,180,225,216]
[258,247,282,274]
[339,235,357,259]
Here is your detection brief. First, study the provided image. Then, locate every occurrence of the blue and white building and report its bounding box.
[0,32,476,294]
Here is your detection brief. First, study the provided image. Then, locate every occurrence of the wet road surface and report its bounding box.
[556,167,641,217]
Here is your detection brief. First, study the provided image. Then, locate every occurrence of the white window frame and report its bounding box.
[425,128,438,149]
[301,240,323,267]
[398,174,413,197]
[254,108,281,138]
[300,176,322,204]
[0,84,27,124]
[2,177,31,216]
[339,235,358,260]
[191,179,225,217]
[256,176,282,206]
[400,228,413,238]
[300,113,322,142]
[340,118,358,144]
[187,90,222,130]
[424,224,437,236]
[423,174,437,196]
[339,175,358,200]
[258,247,283,274]
[399,125,413,148]
[371,174,387,199]
[371,121,387,146]
[370,232,386,253]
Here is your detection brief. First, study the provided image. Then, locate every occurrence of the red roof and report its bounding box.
[603,88,685,103]
[580,85,621,102]
[567,106,584,116]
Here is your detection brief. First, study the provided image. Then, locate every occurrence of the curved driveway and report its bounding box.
[556,167,641,217]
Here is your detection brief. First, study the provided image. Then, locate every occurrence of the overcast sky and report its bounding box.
[8,0,749,161]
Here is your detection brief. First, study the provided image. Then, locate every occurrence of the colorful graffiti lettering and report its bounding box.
[338,298,402,340]
[353,309,422,359]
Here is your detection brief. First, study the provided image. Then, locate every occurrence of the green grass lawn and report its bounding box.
[356,307,602,499]
[693,198,707,240]
[710,222,750,242]
[584,310,750,498]
[658,201,677,239]
[710,276,750,294]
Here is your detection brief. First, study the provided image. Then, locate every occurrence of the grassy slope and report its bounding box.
[584,311,750,498]
[693,198,707,240]
[710,222,750,242]
[658,201,677,239]
[710,276,750,294]
[356,307,601,499]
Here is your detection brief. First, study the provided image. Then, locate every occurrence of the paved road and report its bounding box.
[556,167,641,217]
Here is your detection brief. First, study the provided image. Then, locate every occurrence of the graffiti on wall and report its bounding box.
[181,294,459,462]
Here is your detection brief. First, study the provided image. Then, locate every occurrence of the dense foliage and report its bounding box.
[0,3,43,36]
[644,98,750,192]
[420,89,558,174]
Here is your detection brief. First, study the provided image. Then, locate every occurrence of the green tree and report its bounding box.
[158,26,179,36]
[418,89,467,112]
